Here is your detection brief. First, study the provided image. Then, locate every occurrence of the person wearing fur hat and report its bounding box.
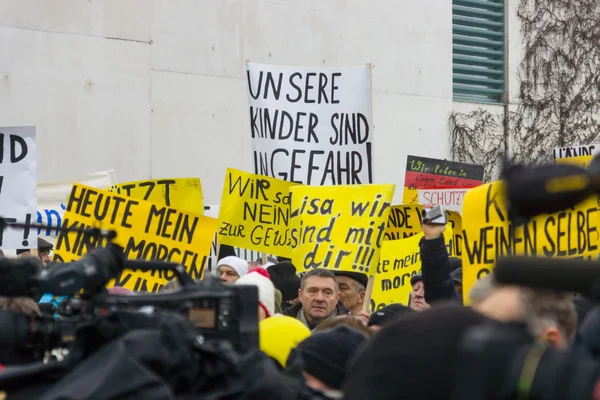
[213,256,248,284]
[235,267,276,321]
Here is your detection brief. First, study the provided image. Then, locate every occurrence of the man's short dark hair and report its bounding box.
[301,268,338,291]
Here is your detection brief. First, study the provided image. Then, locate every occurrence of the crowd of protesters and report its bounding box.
[1,216,597,400]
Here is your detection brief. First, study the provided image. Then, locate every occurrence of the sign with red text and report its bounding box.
[402,155,484,204]
[245,62,374,186]
[417,188,468,214]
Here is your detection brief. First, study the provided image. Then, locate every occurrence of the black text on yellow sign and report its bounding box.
[217,168,297,258]
[54,184,217,293]
[461,182,600,301]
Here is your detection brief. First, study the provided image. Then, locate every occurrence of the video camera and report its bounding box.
[0,221,259,358]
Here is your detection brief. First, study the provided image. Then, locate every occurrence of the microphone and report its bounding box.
[502,161,597,223]
[494,256,600,296]
[0,246,124,298]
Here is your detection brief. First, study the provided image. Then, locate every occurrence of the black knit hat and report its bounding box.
[333,271,368,288]
[368,303,414,327]
[289,325,368,390]
[410,274,423,286]
[345,305,491,400]
[268,262,301,302]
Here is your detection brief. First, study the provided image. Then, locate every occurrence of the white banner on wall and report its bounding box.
[418,188,469,214]
[553,144,600,160]
[245,62,374,186]
[0,126,37,249]
[37,170,117,245]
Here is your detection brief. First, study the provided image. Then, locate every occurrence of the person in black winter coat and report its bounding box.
[419,217,462,305]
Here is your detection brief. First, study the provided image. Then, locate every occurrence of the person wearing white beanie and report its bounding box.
[235,267,276,321]
[214,256,248,284]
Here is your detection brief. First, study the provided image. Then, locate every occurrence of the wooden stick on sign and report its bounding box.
[361,275,375,313]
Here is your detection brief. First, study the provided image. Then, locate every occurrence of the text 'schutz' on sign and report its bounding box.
[289,184,395,275]
[461,181,600,304]
[402,155,484,204]
[217,168,297,258]
[54,184,218,293]
[0,127,37,249]
[245,62,374,186]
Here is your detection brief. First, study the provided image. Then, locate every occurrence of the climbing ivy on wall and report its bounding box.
[450,0,600,180]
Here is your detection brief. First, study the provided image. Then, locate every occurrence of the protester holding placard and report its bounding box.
[420,216,462,305]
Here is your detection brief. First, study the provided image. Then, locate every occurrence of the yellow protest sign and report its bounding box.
[371,229,453,311]
[555,155,593,168]
[402,187,418,204]
[447,211,463,257]
[54,184,217,293]
[106,178,203,215]
[461,181,600,303]
[289,184,396,275]
[217,168,297,257]
[385,205,422,240]
[385,204,463,257]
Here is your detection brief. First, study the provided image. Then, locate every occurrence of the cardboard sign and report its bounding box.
[204,205,267,273]
[54,184,217,292]
[289,184,395,275]
[461,181,600,303]
[403,155,483,204]
[371,229,453,311]
[106,178,203,215]
[245,62,374,186]
[553,145,598,160]
[0,127,37,249]
[37,171,117,244]
[217,168,297,257]
[555,155,594,168]
[385,204,463,257]
[385,205,423,241]
[417,188,468,214]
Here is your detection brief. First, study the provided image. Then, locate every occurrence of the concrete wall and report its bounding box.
[0,0,521,205]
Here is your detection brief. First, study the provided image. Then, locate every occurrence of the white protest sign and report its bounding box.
[553,144,600,160]
[0,127,37,249]
[36,170,117,245]
[245,62,374,186]
[418,188,469,214]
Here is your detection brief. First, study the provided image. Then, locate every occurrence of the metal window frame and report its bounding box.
[452,0,506,103]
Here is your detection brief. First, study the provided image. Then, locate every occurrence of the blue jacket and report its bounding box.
[39,293,69,319]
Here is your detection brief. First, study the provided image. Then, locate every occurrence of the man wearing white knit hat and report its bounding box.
[213,256,248,284]
[235,267,276,321]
